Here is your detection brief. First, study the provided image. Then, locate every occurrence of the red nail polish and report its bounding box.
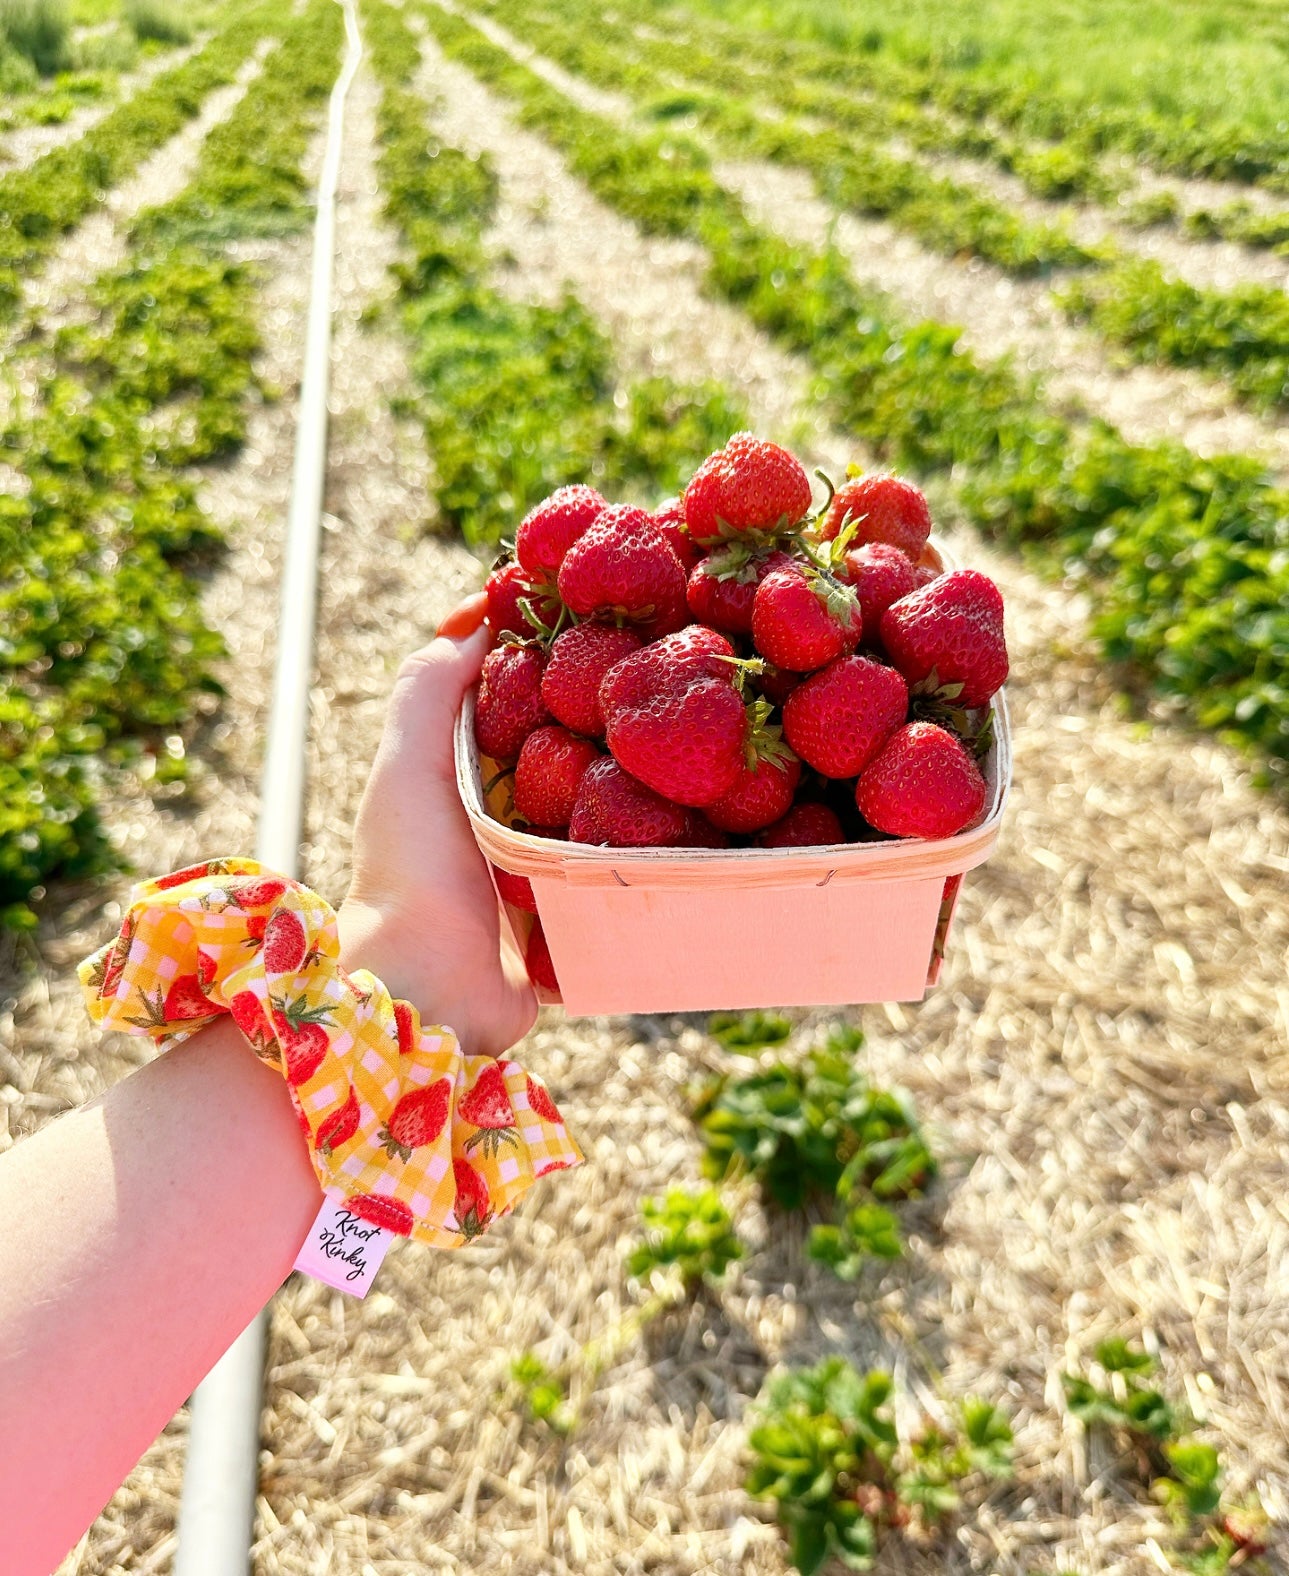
[437,592,488,639]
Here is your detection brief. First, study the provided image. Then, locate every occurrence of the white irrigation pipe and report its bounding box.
[171,2,362,1571]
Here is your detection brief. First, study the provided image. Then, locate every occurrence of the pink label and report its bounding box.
[293,1191,393,1297]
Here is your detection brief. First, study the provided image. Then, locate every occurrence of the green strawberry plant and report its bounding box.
[692,1023,934,1280]
[626,1186,744,1291]
[707,1010,793,1053]
[1063,1338,1272,1573]
[806,1202,903,1278]
[694,1034,935,1207]
[509,1351,576,1436]
[746,1356,1012,1574]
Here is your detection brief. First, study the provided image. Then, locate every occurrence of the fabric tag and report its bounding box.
[293,1191,394,1297]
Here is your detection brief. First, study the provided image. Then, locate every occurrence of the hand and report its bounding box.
[338,593,537,1057]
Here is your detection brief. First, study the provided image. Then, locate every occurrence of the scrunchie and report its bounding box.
[79,859,582,1248]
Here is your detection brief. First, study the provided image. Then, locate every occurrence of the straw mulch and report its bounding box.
[0,33,1282,1576]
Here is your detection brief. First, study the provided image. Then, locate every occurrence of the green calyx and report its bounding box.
[695,512,803,553]
[909,674,996,759]
[805,562,860,626]
[745,696,798,772]
[714,652,767,699]
[269,995,334,1032]
[518,592,571,641]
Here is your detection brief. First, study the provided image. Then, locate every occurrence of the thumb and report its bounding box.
[386,604,491,782]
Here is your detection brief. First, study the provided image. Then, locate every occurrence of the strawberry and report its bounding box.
[757,662,801,708]
[99,913,135,997]
[155,861,217,890]
[856,721,987,839]
[686,546,792,635]
[230,989,275,1056]
[452,1158,492,1238]
[525,1073,561,1123]
[271,997,334,1085]
[751,559,863,672]
[913,563,941,589]
[228,876,288,908]
[491,864,537,913]
[196,948,217,990]
[316,1085,360,1158]
[291,1096,313,1143]
[277,1022,330,1085]
[526,921,560,992]
[513,725,601,827]
[541,621,642,738]
[349,1192,414,1236]
[485,560,552,640]
[557,504,688,635]
[880,569,1008,708]
[783,655,909,778]
[569,757,694,847]
[757,802,845,847]
[516,484,605,577]
[820,474,932,559]
[683,432,812,544]
[378,1079,451,1160]
[459,1061,519,1157]
[837,541,918,633]
[600,625,749,807]
[704,750,802,833]
[394,999,416,1054]
[474,640,550,761]
[653,496,700,572]
[679,816,732,848]
[163,974,216,1020]
[262,909,307,974]
[246,914,267,946]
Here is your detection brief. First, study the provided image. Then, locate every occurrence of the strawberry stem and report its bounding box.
[483,764,516,795]
[813,467,836,521]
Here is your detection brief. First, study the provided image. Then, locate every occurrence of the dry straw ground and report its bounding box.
[0,15,1285,1576]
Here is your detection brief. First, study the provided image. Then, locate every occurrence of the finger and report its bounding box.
[436,591,488,639]
[383,622,492,780]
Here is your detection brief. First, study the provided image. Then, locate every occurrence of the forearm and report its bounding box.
[0,1017,321,1576]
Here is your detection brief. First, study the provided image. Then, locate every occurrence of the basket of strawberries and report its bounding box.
[454,433,1011,1014]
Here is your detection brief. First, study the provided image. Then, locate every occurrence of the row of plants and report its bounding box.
[363,0,745,546]
[648,0,1289,195]
[0,0,190,82]
[481,0,1289,413]
[1122,189,1289,257]
[0,0,271,318]
[477,0,1099,276]
[618,3,1289,258]
[1057,260,1289,414]
[0,0,343,923]
[414,0,1289,784]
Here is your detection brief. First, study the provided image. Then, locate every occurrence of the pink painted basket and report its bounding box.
[453,551,1012,1015]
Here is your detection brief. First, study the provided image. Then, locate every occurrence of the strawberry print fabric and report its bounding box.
[79,859,582,1248]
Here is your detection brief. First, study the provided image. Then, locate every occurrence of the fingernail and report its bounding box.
[436,591,488,640]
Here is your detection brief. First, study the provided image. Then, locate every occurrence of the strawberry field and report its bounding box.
[1,0,1287,1570]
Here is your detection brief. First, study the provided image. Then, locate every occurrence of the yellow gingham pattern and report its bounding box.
[79,859,582,1248]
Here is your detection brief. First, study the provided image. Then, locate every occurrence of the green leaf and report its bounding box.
[1096,1337,1157,1376]
[1163,1441,1222,1516]
[708,1009,793,1052]
[627,1187,742,1289]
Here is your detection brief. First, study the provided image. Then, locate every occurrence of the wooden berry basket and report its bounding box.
[454,681,1012,1017]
